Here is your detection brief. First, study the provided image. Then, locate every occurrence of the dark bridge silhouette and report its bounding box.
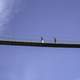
[0,40,80,48]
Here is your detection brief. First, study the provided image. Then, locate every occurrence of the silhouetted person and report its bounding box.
[41,37,44,43]
[54,38,56,43]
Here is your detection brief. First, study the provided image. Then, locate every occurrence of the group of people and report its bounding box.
[41,37,56,43]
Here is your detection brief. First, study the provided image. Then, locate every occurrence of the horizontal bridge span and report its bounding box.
[0,40,80,48]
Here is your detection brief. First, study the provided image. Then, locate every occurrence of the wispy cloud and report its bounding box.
[0,0,14,34]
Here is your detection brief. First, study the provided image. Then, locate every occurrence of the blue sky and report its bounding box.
[0,0,80,80]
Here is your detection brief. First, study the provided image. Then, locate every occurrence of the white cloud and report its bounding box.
[0,0,15,34]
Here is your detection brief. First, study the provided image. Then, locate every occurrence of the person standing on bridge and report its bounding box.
[41,37,44,43]
[54,37,56,44]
